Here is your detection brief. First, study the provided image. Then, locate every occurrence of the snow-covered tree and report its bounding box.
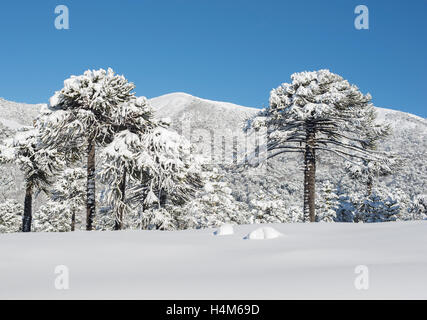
[355,189,400,223]
[138,207,177,230]
[391,188,411,220]
[50,167,86,230]
[39,68,136,230]
[249,196,288,224]
[98,97,157,230]
[345,156,402,195]
[336,195,357,222]
[249,199,303,224]
[245,177,303,224]
[0,166,15,201]
[33,201,72,232]
[132,126,204,209]
[245,70,391,222]
[316,180,339,222]
[175,166,247,229]
[100,123,204,230]
[0,199,23,233]
[0,128,61,232]
[406,194,427,220]
[99,130,146,230]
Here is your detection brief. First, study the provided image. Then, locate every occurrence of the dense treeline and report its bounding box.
[0,69,425,233]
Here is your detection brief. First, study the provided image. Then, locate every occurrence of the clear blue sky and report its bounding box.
[0,0,426,117]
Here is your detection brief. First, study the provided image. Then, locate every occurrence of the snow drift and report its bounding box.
[245,226,283,240]
[214,223,234,236]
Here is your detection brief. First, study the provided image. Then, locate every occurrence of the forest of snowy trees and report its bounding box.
[0,68,426,233]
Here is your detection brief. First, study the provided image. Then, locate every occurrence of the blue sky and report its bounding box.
[0,0,426,117]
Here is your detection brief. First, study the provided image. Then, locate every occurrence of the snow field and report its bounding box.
[0,221,426,299]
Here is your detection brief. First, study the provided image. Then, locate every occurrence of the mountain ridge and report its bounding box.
[1,93,425,126]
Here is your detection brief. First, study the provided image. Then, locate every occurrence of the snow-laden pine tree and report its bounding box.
[246,180,304,223]
[249,198,303,224]
[133,126,204,209]
[98,96,157,230]
[224,164,302,223]
[99,119,204,230]
[316,180,339,222]
[38,68,136,230]
[33,201,72,232]
[388,188,411,220]
[336,196,357,222]
[407,194,427,220]
[249,195,288,224]
[50,167,86,230]
[136,207,176,230]
[355,188,400,223]
[245,70,391,222]
[0,128,61,232]
[0,199,23,233]
[345,156,402,195]
[99,129,147,230]
[0,166,15,201]
[175,166,247,229]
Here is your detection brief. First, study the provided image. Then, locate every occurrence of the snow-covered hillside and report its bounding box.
[1,221,426,299]
[1,93,426,217]
[0,97,42,130]
[150,92,257,163]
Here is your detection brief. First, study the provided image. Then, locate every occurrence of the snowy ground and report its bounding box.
[0,221,426,299]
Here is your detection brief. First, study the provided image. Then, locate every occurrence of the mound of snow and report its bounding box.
[245,226,283,240]
[214,223,234,236]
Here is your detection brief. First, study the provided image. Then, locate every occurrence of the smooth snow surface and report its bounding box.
[214,223,234,236]
[245,226,283,240]
[1,221,426,299]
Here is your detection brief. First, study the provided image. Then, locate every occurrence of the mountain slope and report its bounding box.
[150,92,257,163]
[0,98,42,130]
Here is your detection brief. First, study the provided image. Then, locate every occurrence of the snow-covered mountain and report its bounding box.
[1,93,426,209]
[150,92,257,164]
[150,92,256,131]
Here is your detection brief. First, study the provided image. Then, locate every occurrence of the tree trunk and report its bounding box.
[86,134,96,231]
[303,126,316,222]
[114,168,127,231]
[140,193,147,230]
[367,176,373,196]
[71,211,75,231]
[22,183,33,232]
[159,189,167,208]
